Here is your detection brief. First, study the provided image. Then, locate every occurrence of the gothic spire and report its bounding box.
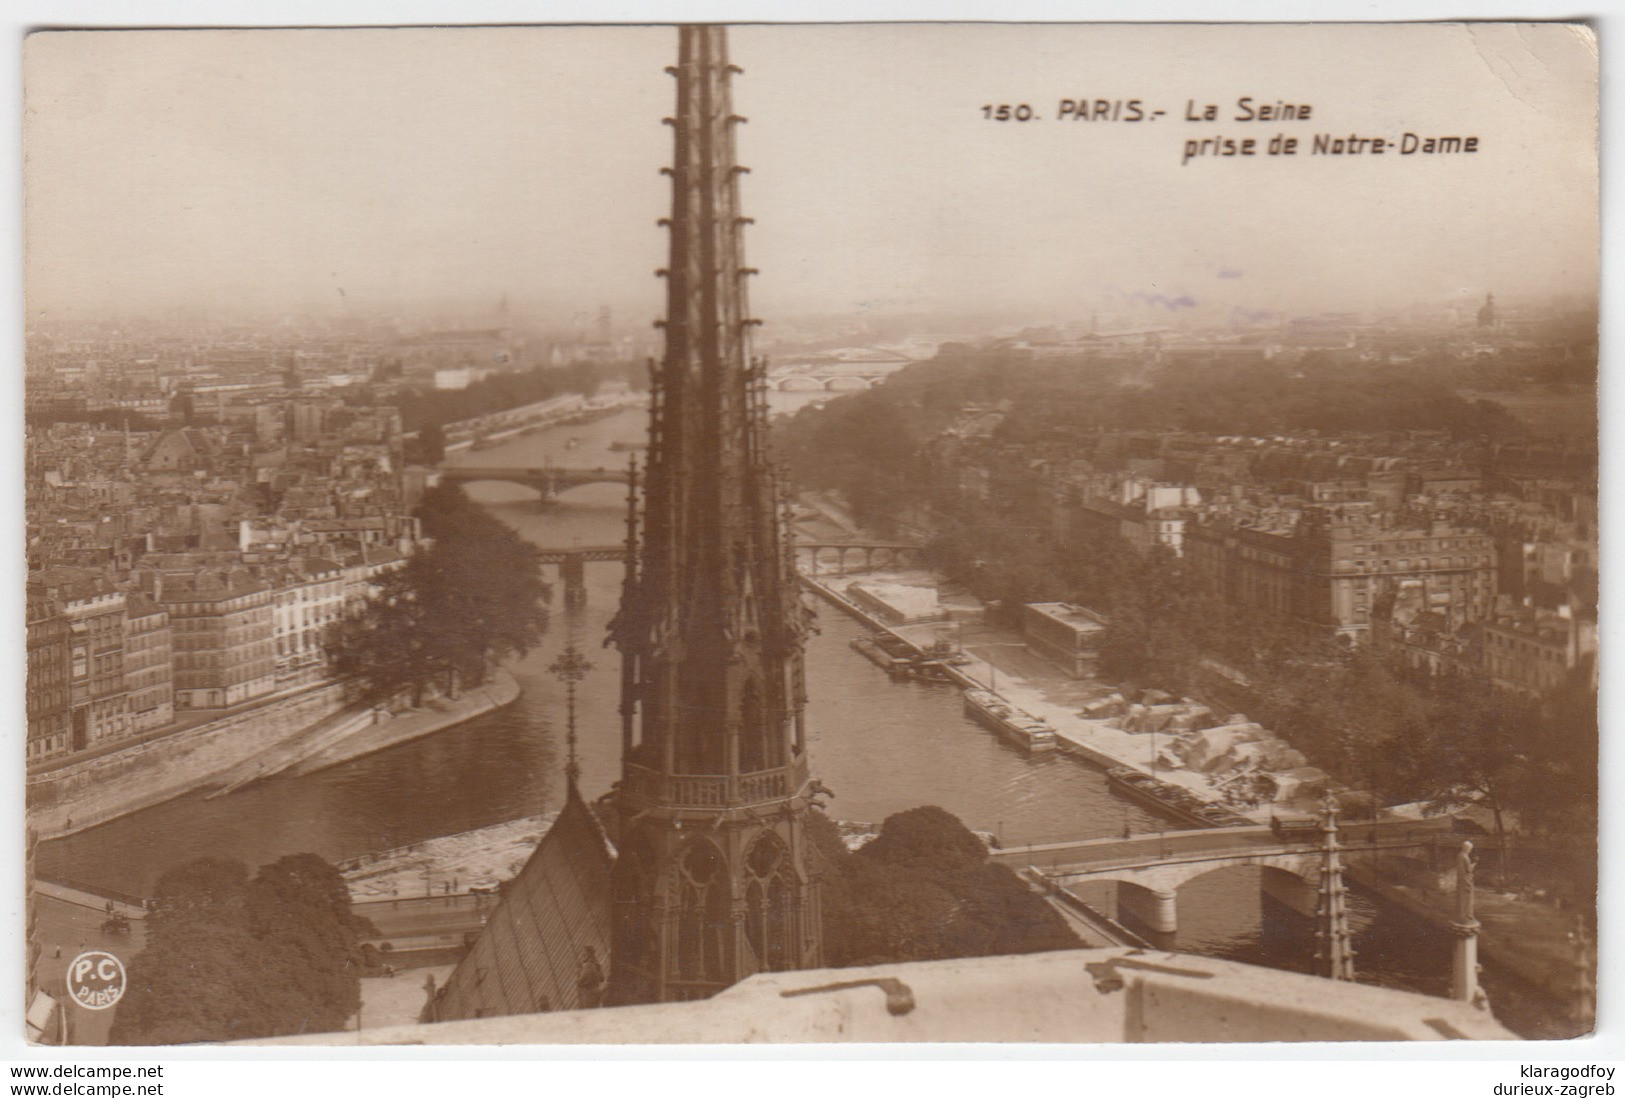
[612,22,807,782]
[606,24,822,1007]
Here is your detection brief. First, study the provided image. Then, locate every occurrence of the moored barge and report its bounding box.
[850,635,911,676]
[1106,766,1250,828]
[963,689,1058,753]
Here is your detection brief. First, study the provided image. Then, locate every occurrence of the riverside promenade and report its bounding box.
[28,670,521,841]
[286,672,519,779]
[801,569,1274,823]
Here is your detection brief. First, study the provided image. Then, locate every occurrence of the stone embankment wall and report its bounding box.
[1345,862,1578,1004]
[26,684,349,840]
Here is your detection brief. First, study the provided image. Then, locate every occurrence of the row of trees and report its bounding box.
[376,359,643,463]
[391,360,639,433]
[110,854,372,1045]
[777,346,1530,516]
[331,484,550,706]
[775,347,1594,872]
[1004,354,1525,441]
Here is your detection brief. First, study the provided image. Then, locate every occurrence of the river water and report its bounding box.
[37,403,1561,1038]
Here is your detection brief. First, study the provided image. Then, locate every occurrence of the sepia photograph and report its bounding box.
[19,19,1599,1050]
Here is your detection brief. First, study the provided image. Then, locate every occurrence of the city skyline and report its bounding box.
[25,24,1597,324]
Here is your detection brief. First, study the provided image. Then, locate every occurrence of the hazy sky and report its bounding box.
[24,23,1598,325]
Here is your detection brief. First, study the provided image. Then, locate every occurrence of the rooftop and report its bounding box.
[255,946,1515,1045]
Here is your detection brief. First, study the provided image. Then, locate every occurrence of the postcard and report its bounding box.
[20,21,1598,1049]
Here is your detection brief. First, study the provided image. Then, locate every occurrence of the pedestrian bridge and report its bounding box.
[994,818,1455,934]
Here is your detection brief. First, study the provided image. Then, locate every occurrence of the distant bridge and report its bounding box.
[533,546,629,565]
[769,372,892,393]
[439,465,632,501]
[993,816,1460,934]
[795,541,922,575]
[531,540,923,602]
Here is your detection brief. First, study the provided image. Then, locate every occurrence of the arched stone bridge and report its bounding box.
[770,373,890,393]
[994,818,1457,935]
[439,465,632,500]
[794,541,922,575]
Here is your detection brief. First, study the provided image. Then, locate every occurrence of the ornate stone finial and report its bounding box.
[548,642,594,791]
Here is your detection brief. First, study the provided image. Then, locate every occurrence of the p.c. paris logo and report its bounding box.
[66,951,126,1011]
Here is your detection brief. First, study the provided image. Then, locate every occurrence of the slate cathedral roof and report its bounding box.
[432,787,614,1021]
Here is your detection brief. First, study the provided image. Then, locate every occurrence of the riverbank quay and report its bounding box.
[26,670,521,841]
[1032,878,1152,948]
[285,671,520,778]
[341,808,554,902]
[27,680,348,840]
[36,879,146,919]
[440,392,646,454]
[801,569,1585,1025]
[801,571,1270,827]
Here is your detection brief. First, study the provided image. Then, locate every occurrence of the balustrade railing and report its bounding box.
[623,758,807,808]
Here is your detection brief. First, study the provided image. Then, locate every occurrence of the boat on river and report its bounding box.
[1106,766,1250,829]
[962,689,1058,753]
[850,635,910,676]
[911,638,971,681]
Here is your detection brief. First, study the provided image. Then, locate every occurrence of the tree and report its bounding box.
[330,555,446,706]
[247,855,373,1033]
[811,806,1077,968]
[1420,673,1540,882]
[1098,599,1154,685]
[857,806,989,875]
[110,855,370,1045]
[415,486,550,687]
[1521,662,1598,842]
[404,422,446,465]
[332,484,549,705]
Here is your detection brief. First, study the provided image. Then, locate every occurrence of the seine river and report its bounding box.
[38,404,1560,1037]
